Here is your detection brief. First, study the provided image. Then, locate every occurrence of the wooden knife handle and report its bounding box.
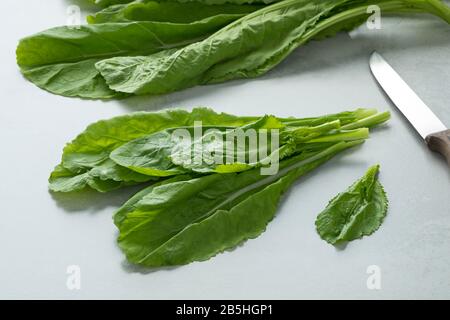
[425,129,450,166]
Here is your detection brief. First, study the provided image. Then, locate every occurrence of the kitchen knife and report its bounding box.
[370,52,450,166]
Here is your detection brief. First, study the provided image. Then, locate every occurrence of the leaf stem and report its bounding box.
[307,128,370,143]
[303,0,450,42]
[341,111,391,130]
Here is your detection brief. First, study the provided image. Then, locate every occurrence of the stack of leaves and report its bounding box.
[51,107,390,267]
[17,0,450,99]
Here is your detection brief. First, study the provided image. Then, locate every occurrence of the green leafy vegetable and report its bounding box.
[89,0,278,6]
[110,111,389,176]
[49,108,258,192]
[19,0,450,99]
[89,0,144,7]
[17,3,257,98]
[96,0,450,96]
[116,140,364,267]
[50,106,389,267]
[109,116,285,176]
[315,164,388,245]
[50,108,389,193]
[88,1,264,24]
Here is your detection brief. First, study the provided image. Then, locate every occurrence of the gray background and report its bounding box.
[1,0,449,299]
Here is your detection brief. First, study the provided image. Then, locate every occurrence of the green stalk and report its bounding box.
[355,108,378,120]
[341,111,391,129]
[304,0,450,42]
[245,0,450,89]
[423,0,450,23]
[272,140,366,179]
[287,120,342,136]
[307,128,370,143]
[286,120,342,143]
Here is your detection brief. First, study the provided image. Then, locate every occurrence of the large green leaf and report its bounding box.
[109,116,284,176]
[96,0,450,96]
[90,0,136,6]
[315,164,388,245]
[49,108,257,192]
[90,0,279,6]
[110,112,385,176]
[88,1,263,23]
[17,12,250,98]
[50,108,389,192]
[116,140,363,267]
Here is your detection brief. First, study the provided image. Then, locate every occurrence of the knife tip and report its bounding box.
[370,51,380,60]
[369,51,384,71]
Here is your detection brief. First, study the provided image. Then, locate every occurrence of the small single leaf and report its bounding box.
[315,164,388,245]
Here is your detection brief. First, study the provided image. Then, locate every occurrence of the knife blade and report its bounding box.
[369,52,450,166]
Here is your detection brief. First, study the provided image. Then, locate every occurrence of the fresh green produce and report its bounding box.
[50,107,389,266]
[49,108,257,192]
[116,141,363,267]
[110,112,389,176]
[50,107,388,193]
[315,164,388,245]
[16,2,260,98]
[91,0,278,6]
[88,1,264,24]
[91,0,136,6]
[18,0,450,99]
[97,0,450,96]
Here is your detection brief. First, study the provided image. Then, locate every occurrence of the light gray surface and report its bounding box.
[0,1,449,300]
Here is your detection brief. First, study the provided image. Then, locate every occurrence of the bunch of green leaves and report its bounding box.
[50,107,388,193]
[17,0,262,99]
[51,107,390,267]
[115,140,364,266]
[109,111,390,177]
[50,108,257,192]
[17,0,450,99]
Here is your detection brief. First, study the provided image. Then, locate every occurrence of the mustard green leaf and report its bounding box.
[50,108,388,192]
[91,0,135,6]
[17,16,243,98]
[88,1,263,24]
[49,165,93,193]
[90,0,278,6]
[114,174,194,227]
[116,140,363,267]
[109,110,388,176]
[315,164,388,245]
[96,0,450,96]
[109,116,282,176]
[49,108,258,192]
[110,126,229,177]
